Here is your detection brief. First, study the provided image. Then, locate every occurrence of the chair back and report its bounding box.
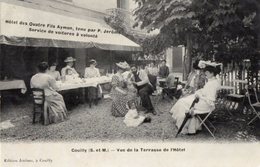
[174,77,179,88]
[31,88,45,106]
[245,85,258,106]
[252,84,259,103]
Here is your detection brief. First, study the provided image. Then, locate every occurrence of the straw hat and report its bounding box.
[116,61,130,70]
[89,59,97,65]
[64,56,76,63]
[198,60,222,69]
[198,60,222,75]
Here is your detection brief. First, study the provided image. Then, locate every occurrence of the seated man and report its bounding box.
[130,65,157,115]
[162,73,181,99]
[158,60,169,87]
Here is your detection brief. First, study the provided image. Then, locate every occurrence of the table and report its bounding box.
[56,76,111,91]
[0,80,27,93]
[0,80,27,108]
[56,76,112,105]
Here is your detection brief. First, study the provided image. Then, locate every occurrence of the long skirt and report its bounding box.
[88,85,102,100]
[110,90,136,117]
[169,94,212,134]
[45,93,68,125]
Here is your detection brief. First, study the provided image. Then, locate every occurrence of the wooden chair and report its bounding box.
[225,80,247,112]
[31,88,48,125]
[245,85,260,125]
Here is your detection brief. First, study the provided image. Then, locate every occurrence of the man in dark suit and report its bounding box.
[159,60,169,78]
[130,65,157,115]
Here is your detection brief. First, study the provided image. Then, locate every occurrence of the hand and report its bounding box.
[189,107,195,116]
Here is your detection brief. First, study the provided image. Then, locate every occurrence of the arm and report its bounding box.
[111,75,127,94]
[158,67,162,77]
[84,68,89,78]
[136,70,149,86]
[97,69,101,77]
[71,68,79,77]
[166,66,169,77]
[61,67,66,77]
[49,76,58,91]
[195,83,219,106]
[56,71,61,81]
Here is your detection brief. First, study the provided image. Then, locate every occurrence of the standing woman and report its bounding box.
[30,62,68,125]
[84,59,101,107]
[110,62,136,117]
[47,62,61,81]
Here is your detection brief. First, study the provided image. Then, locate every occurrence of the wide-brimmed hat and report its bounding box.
[116,61,130,70]
[198,60,222,69]
[89,59,97,65]
[198,60,222,75]
[64,57,76,63]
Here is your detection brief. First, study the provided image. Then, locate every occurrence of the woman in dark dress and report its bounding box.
[110,62,136,117]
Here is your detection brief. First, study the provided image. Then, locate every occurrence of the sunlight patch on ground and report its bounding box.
[0,120,15,130]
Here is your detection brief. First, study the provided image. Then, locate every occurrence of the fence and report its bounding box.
[221,61,260,94]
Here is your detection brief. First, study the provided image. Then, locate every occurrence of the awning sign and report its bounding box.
[0,2,141,51]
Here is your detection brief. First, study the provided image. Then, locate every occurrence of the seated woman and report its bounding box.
[30,62,68,125]
[169,62,221,135]
[181,59,206,97]
[47,62,61,81]
[84,59,102,107]
[64,68,82,83]
[110,61,136,117]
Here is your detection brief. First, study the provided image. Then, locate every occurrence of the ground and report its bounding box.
[0,96,259,142]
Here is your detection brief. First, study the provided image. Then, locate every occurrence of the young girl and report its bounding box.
[124,100,151,127]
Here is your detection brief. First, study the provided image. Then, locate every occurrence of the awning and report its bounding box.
[0,2,142,51]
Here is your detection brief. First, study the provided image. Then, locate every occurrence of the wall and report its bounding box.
[165,46,185,81]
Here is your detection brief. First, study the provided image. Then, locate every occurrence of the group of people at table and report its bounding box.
[31,56,222,136]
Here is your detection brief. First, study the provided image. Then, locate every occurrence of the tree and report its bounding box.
[133,0,259,79]
[106,0,259,80]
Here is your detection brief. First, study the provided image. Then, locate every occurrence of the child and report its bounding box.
[65,68,82,83]
[123,100,151,127]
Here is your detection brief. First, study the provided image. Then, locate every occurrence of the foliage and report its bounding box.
[133,0,259,63]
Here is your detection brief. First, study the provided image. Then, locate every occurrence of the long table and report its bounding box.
[56,76,112,106]
[0,80,27,93]
[0,80,27,108]
[56,76,111,91]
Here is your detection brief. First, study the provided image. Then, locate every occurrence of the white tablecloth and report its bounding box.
[57,76,111,91]
[0,80,27,93]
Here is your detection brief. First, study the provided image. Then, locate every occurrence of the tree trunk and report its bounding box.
[183,34,192,81]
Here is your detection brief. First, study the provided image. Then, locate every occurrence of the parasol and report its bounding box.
[175,97,199,138]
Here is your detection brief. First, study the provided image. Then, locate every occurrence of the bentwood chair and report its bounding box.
[245,85,260,125]
[31,88,48,125]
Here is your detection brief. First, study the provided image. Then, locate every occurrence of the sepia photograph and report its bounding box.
[0,0,260,166]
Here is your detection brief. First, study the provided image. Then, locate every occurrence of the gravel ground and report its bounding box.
[0,96,259,143]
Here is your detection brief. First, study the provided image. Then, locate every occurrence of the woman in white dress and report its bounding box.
[31,62,68,125]
[169,63,221,134]
[47,62,61,81]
